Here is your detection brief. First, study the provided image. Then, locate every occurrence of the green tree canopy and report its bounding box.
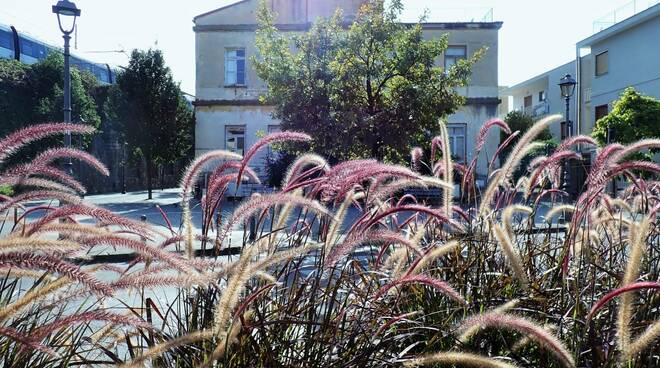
[108,49,193,199]
[592,87,660,146]
[0,53,101,153]
[0,53,101,176]
[253,0,483,164]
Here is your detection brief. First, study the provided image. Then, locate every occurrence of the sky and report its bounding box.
[0,0,647,94]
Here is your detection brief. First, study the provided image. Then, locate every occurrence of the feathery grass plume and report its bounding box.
[333,164,422,202]
[325,190,356,248]
[374,274,466,305]
[0,276,70,322]
[282,153,329,188]
[611,138,660,162]
[271,189,305,241]
[0,252,113,296]
[458,312,575,368]
[325,230,416,268]
[0,190,81,215]
[629,321,660,357]
[237,131,311,183]
[247,242,321,275]
[0,326,57,357]
[2,177,78,194]
[618,216,651,355]
[218,193,333,246]
[11,164,87,193]
[438,121,454,218]
[491,223,529,290]
[29,222,110,237]
[0,237,80,254]
[479,115,561,217]
[29,147,109,176]
[112,274,213,290]
[121,329,214,368]
[27,203,153,238]
[544,205,576,223]
[0,123,95,163]
[179,150,242,257]
[608,160,660,179]
[405,241,460,276]
[501,205,532,236]
[526,150,581,197]
[405,351,518,368]
[81,235,195,275]
[458,299,520,343]
[489,130,521,170]
[512,323,557,351]
[361,204,459,232]
[369,177,452,204]
[587,281,660,321]
[410,147,423,172]
[32,310,155,340]
[463,118,511,193]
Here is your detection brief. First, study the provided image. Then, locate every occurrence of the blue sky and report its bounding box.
[0,0,647,93]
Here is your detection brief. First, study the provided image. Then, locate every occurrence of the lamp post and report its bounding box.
[558,74,577,194]
[52,0,81,175]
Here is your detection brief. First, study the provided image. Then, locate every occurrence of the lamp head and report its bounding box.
[52,0,81,34]
[559,74,577,99]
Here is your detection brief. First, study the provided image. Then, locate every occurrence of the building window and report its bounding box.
[595,51,608,76]
[444,46,467,69]
[225,48,246,86]
[539,91,546,102]
[226,125,246,155]
[595,104,609,123]
[448,124,467,163]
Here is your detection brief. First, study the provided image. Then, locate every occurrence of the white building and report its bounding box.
[505,2,660,146]
[193,0,503,194]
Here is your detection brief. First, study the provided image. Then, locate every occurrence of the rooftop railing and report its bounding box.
[593,0,660,33]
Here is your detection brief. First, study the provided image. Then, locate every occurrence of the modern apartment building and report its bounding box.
[504,2,660,150]
[193,0,503,194]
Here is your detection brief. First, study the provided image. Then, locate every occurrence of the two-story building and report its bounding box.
[193,0,503,194]
[504,2,660,150]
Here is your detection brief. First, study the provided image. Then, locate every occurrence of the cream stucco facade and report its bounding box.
[194,0,503,195]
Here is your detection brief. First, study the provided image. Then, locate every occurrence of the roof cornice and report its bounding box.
[194,21,503,33]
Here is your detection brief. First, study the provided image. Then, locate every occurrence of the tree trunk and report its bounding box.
[146,157,153,200]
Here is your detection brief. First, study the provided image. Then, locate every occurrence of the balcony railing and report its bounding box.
[521,101,550,118]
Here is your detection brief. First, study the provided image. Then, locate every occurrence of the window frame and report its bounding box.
[538,91,546,102]
[225,125,247,156]
[224,48,247,87]
[444,45,467,70]
[595,50,609,77]
[447,123,467,164]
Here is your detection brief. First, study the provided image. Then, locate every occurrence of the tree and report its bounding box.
[0,53,101,161]
[108,49,193,199]
[253,0,482,164]
[592,87,660,147]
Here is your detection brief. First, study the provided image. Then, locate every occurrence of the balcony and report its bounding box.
[521,101,550,118]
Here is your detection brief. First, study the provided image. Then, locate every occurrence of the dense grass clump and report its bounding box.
[0,117,658,367]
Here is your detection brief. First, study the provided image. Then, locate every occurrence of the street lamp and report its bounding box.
[52,0,81,175]
[558,74,577,194]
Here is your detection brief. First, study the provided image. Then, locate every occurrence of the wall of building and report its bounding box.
[194,1,503,190]
[587,17,660,127]
[506,61,578,140]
